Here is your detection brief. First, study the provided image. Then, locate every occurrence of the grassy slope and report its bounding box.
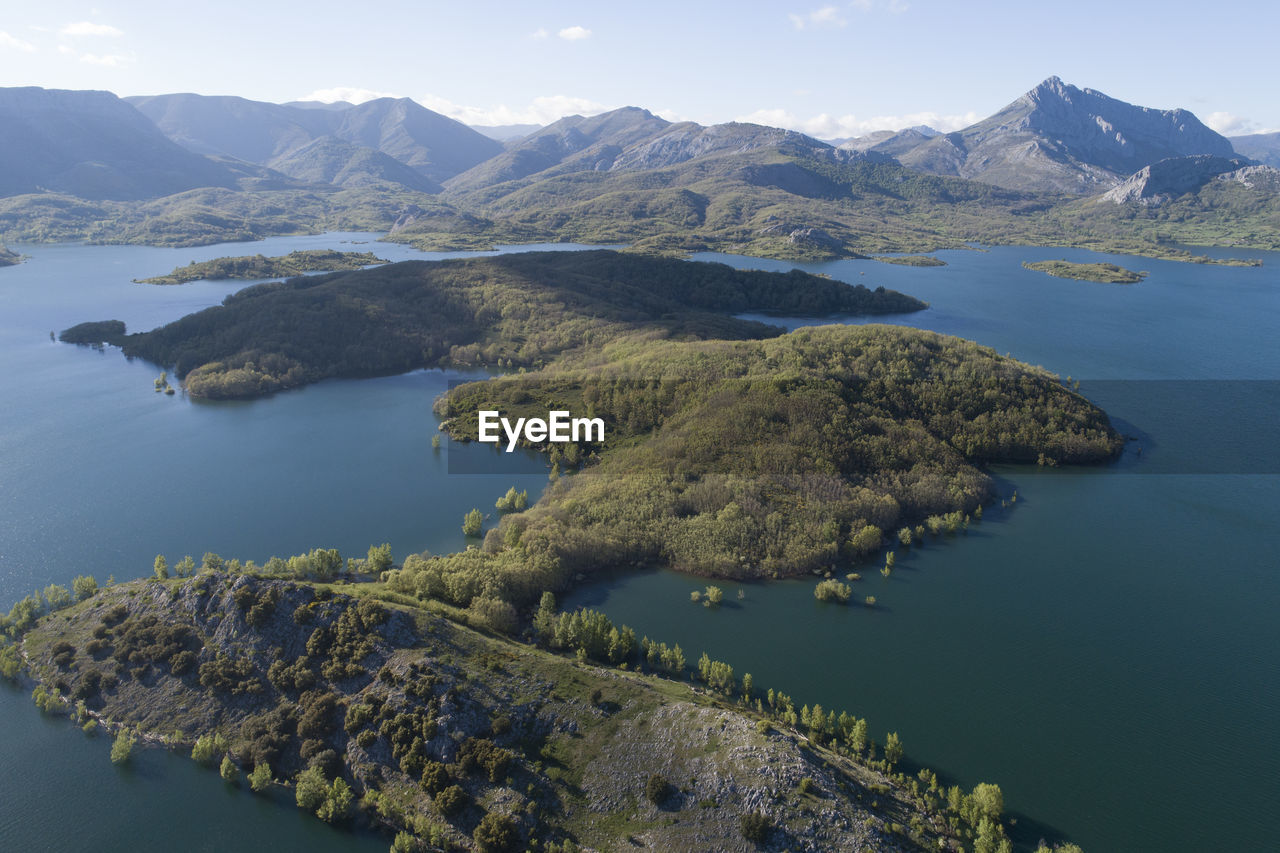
[20,576,954,852]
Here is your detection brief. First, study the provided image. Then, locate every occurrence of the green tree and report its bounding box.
[153,555,169,580]
[391,831,421,853]
[71,575,98,601]
[472,811,519,853]
[110,728,136,765]
[316,777,353,823]
[42,584,72,610]
[192,733,228,765]
[174,555,196,577]
[969,782,1004,822]
[249,762,272,792]
[533,592,557,644]
[850,718,868,755]
[884,731,903,766]
[462,508,484,537]
[220,755,239,784]
[434,784,467,817]
[295,766,328,812]
[0,644,21,680]
[703,585,724,606]
[201,552,223,572]
[366,543,393,574]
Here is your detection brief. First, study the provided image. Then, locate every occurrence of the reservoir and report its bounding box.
[1,235,1276,851]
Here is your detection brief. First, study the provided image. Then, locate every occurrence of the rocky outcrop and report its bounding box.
[20,576,958,852]
[1102,156,1274,205]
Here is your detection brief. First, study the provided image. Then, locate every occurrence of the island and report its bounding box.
[5,568,1031,852]
[1022,260,1146,284]
[67,251,928,398]
[135,249,389,284]
[0,242,18,266]
[875,255,947,267]
[63,253,1119,600]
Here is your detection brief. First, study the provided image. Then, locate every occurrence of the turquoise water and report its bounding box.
[1,237,1277,851]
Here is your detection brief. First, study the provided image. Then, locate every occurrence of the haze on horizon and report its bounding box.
[0,0,1275,138]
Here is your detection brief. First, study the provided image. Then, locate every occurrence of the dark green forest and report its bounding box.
[410,324,1121,608]
[66,251,925,398]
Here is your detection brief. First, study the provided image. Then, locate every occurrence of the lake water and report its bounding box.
[2,237,1277,851]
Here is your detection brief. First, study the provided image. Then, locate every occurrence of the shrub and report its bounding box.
[645,773,671,805]
[741,811,771,844]
[473,811,519,853]
[434,784,468,817]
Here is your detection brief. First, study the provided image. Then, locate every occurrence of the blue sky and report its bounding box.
[1,1,1275,136]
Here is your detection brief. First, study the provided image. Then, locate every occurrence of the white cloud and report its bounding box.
[61,21,123,37]
[557,25,592,41]
[1203,111,1279,136]
[299,86,401,104]
[789,6,847,29]
[530,28,549,39]
[0,31,36,52]
[416,93,611,127]
[888,0,910,13]
[78,52,133,67]
[735,107,979,139]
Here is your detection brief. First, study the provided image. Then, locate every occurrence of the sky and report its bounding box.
[1,0,1276,138]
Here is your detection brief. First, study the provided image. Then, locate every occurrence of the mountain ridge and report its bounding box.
[896,76,1236,193]
[0,87,236,200]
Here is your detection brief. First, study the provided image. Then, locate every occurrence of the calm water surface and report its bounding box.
[2,237,1277,851]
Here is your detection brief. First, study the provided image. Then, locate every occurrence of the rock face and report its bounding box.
[128,93,502,185]
[0,87,236,200]
[1102,155,1274,205]
[898,76,1236,194]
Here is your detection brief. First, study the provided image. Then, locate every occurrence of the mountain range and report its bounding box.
[0,78,1275,259]
[126,93,502,187]
[0,87,236,200]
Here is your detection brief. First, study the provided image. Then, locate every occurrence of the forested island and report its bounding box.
[0,241,18,266]
[62,251,926,399]
[61,252,1119,600]
[876,255,947,267]
[1,564,1082,853]
[136,250,389,284]
[1022,260,1146,284]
